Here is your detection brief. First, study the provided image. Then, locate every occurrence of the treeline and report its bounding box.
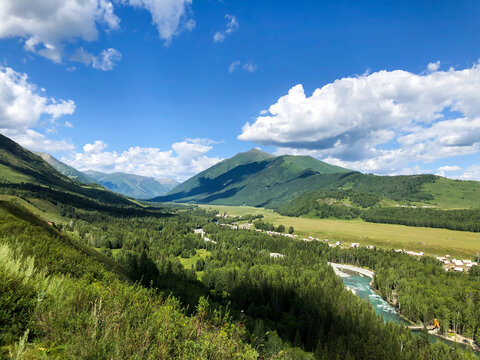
[252,219,294,233]
[278,189,381,217]
[279,189,480,232]
[216,213,264,224]
[361,207,480,232]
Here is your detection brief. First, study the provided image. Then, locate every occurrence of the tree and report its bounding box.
[276,224,285,233]
[288,226,294,234]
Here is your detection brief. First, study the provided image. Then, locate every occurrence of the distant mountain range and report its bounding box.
[152,148,480,209]
[84,170,179,200]
[2,134,479,209]
[37,152,179,199]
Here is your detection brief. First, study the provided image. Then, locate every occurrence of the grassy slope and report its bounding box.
[0,134,136,207]
[0,200,256,359]
[198,204,480,258]
[423,177,480,208]
[156,150,355,207]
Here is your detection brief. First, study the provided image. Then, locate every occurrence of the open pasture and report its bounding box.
[199,204,480,258]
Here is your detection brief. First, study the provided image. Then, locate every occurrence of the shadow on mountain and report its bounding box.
[153,160,271,202]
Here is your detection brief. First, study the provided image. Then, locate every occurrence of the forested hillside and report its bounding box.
[0,201,256,359]
[278,188,480,232]
[153,148,480,209]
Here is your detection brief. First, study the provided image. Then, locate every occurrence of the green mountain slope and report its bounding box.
[85,170,179,199]
[153,148,480,209]
[0,133,134,207]
[153,149,353,208]
[37,151,96,184]
[0,199,255,359]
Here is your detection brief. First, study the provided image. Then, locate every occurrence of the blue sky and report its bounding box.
[1,0,480,180]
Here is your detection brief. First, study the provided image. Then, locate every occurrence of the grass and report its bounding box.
[199,204,480,259]
[0,164,34,184]
[178,249,211,279]
[424,177,480,209]
[0,195,65,225]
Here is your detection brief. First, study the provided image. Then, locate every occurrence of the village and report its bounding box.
[196,217,479,273]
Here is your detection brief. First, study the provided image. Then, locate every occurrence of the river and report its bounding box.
[330,263,479,354]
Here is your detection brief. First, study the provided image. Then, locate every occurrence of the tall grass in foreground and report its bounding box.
[0,218,257,359]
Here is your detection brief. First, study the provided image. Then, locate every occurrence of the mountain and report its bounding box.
[0,133,134,207]
[152,148,480,209]
[36,152,96,184]
[85,170,179,199]
[36,151,179,199]
[152,149,354,208]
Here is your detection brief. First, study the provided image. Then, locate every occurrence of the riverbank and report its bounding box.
[329,262,479,352]
[328,262,375,285]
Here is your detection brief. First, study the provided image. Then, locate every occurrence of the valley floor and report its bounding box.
[198,204,480,258]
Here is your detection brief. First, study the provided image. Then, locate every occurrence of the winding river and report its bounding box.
[329,263,479,354]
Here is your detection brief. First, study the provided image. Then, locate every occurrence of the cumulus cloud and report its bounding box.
[457,165,480,181]
[0,66,75,132]
[213,14,238,42]
[436,165,461,177]
[2,129,74,152]
[0,0,195,63]
[239,62,480,174]
[64,138,222,181]
[0,0,119,62]
[427,61,441,72]
[122,0,195,43]
[71,47,122,70]
[0,66,75,151]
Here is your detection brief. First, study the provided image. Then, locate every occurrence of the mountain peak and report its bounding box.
[231,148,274,163]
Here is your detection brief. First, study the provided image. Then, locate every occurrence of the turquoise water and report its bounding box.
[339,268,478,354]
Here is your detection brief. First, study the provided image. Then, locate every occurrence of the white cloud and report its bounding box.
[229,61,257,73]
[457,165,480,181]
[437,165,461,172]
[122,0,195,43]
[213,14,238,42]
[2,129,74,153]
[0,0,120,62]
[229,61,240,73]
[0,0,195,63]
[0,66,75,132]
[427,61,441,72]
[64,138,222,181]
[436,165,461,177]
[71,47,122,70]
[242,62,257,73]
[239,62,480,174]
[0,66,75,152]
[83,140,108,153]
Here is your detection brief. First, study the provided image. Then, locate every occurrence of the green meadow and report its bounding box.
[199,204,480,259]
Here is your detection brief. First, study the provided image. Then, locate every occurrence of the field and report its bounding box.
[178,248,211,279]
[199,204,480,259]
